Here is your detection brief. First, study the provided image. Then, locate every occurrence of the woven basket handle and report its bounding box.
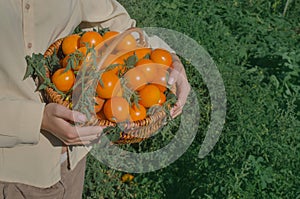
[94,27,148,72]
[81,28,149,126]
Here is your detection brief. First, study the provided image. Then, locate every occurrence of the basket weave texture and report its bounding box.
[42,28,172,144]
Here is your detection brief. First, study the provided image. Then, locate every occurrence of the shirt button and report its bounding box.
[27,43,32,49]
[25,3,30,10]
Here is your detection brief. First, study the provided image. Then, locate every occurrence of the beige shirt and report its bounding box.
[0,0,136,188]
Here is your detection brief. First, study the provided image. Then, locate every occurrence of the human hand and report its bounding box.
[41,103,104,145]
[168,54,191,118]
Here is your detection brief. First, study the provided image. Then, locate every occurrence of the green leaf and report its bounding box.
[73,25,84,34]
[96,27,110,36]
[270,75,279,89]
[105,63,121,72]
[38,84,48,91]
[124,54,138,69]
[23,56,34,80]
[107,133,120,143]
[23,53,45,80]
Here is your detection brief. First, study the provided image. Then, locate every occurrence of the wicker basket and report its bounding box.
[41,28,173,144]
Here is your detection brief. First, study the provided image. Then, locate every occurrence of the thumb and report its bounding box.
[168,54,185,86]
[168,68,179,86]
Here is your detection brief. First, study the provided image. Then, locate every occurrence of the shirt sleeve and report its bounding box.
[79,0,136,32]
[79,0,176,53]
[0,98,44,148]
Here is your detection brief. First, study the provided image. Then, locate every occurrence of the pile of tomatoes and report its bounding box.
[51,29,174,124]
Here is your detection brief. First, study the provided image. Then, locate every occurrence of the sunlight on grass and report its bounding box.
[83,1,300,198]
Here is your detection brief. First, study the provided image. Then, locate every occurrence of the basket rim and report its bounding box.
[41,28,175,142]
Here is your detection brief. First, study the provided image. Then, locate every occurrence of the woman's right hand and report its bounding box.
[41,103,104,145]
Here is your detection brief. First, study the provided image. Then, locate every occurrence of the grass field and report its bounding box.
[83,0,300,198]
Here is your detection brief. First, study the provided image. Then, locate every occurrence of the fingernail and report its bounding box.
[168,77,175,85]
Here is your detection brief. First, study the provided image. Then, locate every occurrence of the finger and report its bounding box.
[64,140,93,146]
[176,81,190,105]
[62,127,103,145]
[170,101,183,118]
[51,103,87,123]
[68,133,100,143]
[171,110,182,119]
[168,54,186,85]
[168,62,182,85]
[168,67,180,86]
[56,124,103,143]
[74,125,104,137]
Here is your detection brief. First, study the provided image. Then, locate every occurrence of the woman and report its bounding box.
[0,0,190,198]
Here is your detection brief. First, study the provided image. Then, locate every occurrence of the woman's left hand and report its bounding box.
[168,53,191,118]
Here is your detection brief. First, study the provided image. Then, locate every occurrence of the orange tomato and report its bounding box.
[118,48,152,61]
[80,31,103,48]
[62,34,80,55]
[150,48,173,68]
[130,104,147,121]
[115,34,137,52]
[121,173,134,182]
[135,59,153,66]
[102,54,118,67]
[138,84,161,108]
[96,71,121,99]
[62,55,71,68]
[96,110,106,120]
[103,97,130,123]
[105,55,126,75]
[103,31,119,40]
[77,46,87,56]
[158,92,166,105]
[101,54,118,69]
[135,59,158,82]
[94,96,105,113]
[76,47,88,70]
[134,48,152,60]
[62,47,87,70]
[51,68,75,92]
[150,67,169,90]
[123,68,147,91]
[154,84,167,93]
[107,48,151,70]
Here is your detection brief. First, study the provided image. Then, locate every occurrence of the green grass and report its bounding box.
[83,0,300,198]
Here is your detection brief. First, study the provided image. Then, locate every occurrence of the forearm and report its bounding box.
[79,0,136,32]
